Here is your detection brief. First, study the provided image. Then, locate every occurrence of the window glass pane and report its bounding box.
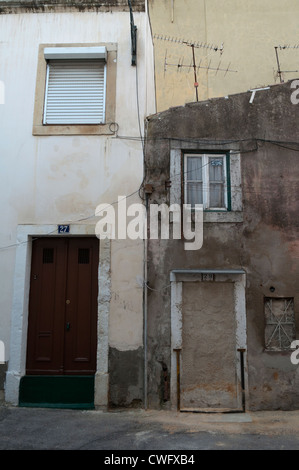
[209,183,224,207]
[187,182,203,206]
[186,157,202,181]
[209,157,225,208]
[209,157,224,182]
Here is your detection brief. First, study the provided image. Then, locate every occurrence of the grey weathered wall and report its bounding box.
[0,364,7,389]
[144,81,299,410]
[109,347,144,408]
[0,0,145,14]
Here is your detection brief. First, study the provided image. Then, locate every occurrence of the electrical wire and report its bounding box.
[0,188,140,252]
[143,281,171,293]
[134,53,147,201]
[0,143,296,252]
[1,137,298,253]
[113,135,299,149]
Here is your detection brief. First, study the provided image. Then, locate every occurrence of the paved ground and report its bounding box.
[0,405,299,451]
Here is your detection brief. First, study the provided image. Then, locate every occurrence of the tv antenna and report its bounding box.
[154,34,237,102]
[153,34,224,53]
[274,44,299,83]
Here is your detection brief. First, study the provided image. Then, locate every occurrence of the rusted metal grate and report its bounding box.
[264,298,295,351]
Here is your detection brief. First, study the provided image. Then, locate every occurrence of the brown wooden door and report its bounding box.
[26,238,99,375]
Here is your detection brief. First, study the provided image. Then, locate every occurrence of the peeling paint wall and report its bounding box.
[109,346,143,407]
[144,81,299,410]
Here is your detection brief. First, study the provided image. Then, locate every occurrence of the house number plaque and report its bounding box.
[58,225,70,234]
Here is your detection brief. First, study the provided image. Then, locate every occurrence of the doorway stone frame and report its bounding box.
[5,224,110,408]
[170,269,248,412]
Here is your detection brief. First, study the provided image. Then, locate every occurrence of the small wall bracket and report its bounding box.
[128,0,137,66]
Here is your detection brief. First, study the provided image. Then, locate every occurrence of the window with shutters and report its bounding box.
[43,59,106,125]
[183,153,230,210]
[33,44,117,136]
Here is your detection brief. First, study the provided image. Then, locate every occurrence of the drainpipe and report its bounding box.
[143,192,149,409]
[238,348,246,412]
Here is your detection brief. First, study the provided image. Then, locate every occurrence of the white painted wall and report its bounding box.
[0,9,155,376]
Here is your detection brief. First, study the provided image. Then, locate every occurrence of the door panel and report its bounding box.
[26,238,98,376]
[181,281,240,411]
[64,239,98,374]
[26,239,67,374]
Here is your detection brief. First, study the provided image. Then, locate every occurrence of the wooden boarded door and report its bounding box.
[181,281,241,411]
[26,238,99,375]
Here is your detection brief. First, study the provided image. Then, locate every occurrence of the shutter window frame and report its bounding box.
[43,58,107,125]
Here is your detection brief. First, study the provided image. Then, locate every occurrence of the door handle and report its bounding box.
[66,322,71,331]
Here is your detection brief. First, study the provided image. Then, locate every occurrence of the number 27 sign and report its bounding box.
[58,225,70,234]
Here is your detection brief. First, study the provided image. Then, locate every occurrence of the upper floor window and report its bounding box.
[43,47,106,126]
[184,153,230,210]
[170,143,242,222]
[44,59,106,125]
[33,44,117,136]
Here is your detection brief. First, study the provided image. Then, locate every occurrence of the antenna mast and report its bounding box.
[274,44,299,83]
[153,34,237,101]
[154,34,236,102]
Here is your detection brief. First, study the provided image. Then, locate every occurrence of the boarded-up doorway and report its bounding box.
[181,281,239,411]
[170,270,247,413]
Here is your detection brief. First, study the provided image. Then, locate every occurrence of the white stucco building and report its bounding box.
[0,0,156,408]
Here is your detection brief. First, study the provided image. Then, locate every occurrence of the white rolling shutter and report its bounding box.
[43,59,106,124]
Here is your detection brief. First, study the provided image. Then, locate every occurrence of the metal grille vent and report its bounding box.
[43,248,54,264]
[78,248,90,264]
[264,298,295,350]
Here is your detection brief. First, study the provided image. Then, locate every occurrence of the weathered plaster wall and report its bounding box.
[144,81,299,410]
[0,4,155,406]
[148,0,299,112]
[181,281,237,410]
[108,346,144,407]
[0,0,145,14]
